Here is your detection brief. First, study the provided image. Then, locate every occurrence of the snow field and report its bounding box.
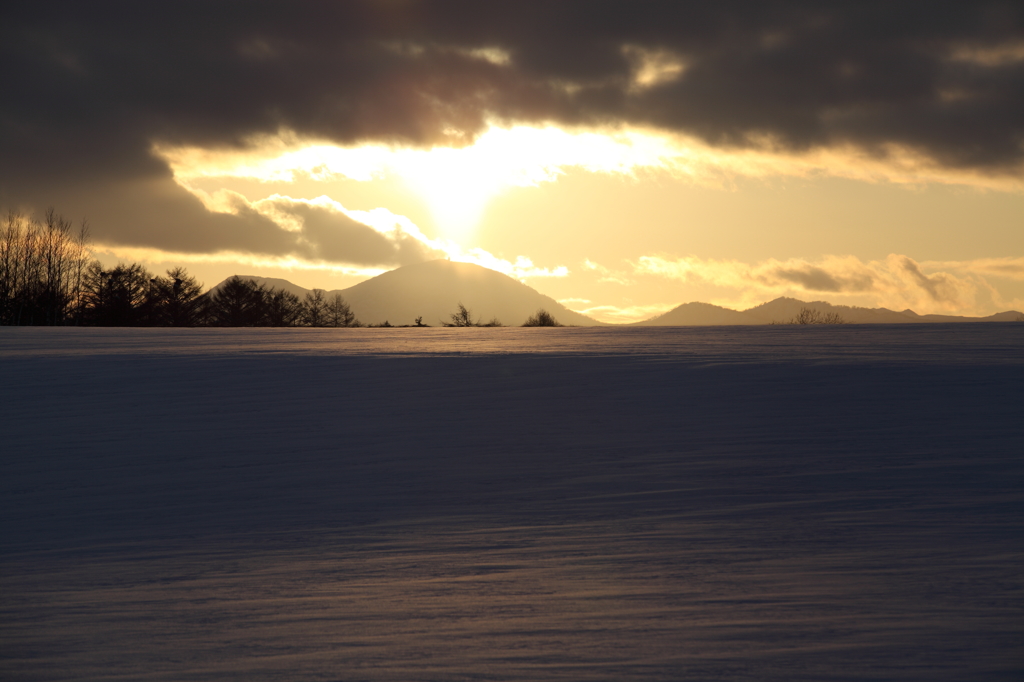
[1,326,1022,680]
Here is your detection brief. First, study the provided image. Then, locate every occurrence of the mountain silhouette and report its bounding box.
[637,302,753,326]
[642,296,1022,325]
[213,260,602,326]
[211,266,1021,326]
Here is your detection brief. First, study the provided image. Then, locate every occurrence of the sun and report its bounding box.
[392,144,507,241]
[151,120,1024,251]
[382,125,685,240]
[154,124,690,242]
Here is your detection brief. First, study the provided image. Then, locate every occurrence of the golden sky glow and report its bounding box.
[6,4,1022,323]
[136,122,1024,321]
[156,123,1024,211]
[156,125,706,241]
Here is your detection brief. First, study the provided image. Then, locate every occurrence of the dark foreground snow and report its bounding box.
[1,326,1022,681]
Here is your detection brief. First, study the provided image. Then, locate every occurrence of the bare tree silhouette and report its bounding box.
[786,307,846,324]
[0,208,90,325]
[444,302,476,327]
[442,302,502,327]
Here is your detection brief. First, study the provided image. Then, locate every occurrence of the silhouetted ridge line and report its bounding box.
[635,297,1022,325]
[212,260,602,327]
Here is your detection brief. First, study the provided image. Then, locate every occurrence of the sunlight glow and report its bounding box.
[93,244,388,277]
[156,123,1024,246]
[149,122,1023,316]
[156,125,687,240]
[97,188,570,286]
[569,302,679,325]
[96,238,568,286]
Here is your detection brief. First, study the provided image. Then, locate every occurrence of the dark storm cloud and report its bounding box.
[2,1,1021,259]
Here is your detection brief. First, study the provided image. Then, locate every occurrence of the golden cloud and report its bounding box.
[632,253,1022,315]
[94,189,569,284]
[154,122,1024,221]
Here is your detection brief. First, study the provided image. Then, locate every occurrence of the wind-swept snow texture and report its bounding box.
[2,325,1022,681]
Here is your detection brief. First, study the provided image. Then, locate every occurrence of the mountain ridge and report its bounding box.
[213,260,603,326]
[642,296,1022,325]
[210,261,1022,326]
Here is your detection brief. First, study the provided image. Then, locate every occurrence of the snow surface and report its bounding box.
[1,325,1022,681]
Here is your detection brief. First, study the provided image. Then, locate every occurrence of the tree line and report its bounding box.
[2,208,567,328]
[1,209,360,327]
[1,209,91,325]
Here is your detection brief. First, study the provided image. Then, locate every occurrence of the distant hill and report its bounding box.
[742,298,917,324]
[637,296,1022,325]
[891,308,1023,323]
[210,260,602,326]
[208,268,1021,327]
[339,260,600,326]
[638,302,754,326]
[210,276,312,300]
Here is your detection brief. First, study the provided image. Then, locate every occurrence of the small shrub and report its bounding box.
[523,309,562,327]
[441,303,503,327]
[786,307,845,325]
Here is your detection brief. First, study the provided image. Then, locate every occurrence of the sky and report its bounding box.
[2,1,1022,322]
